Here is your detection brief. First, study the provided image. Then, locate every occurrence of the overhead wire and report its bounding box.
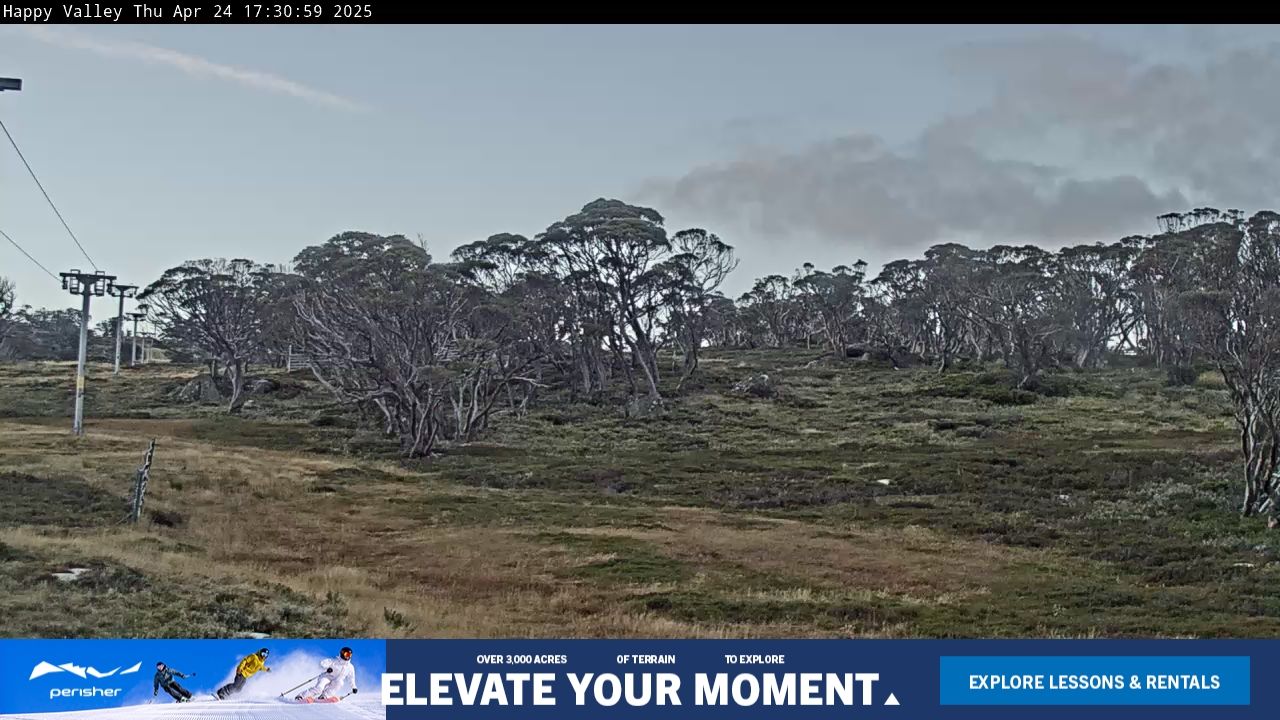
[0,116,98,271]
[0,227,58,280]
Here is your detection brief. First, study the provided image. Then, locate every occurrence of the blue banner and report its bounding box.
[0,639,1276,718]
[939,655,1250,705]
[0,638,385,717]
[382,640,1267,720]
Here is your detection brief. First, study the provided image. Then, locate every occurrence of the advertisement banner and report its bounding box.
[0,639,1274,719]
[383,640,1259,720]
[0,639,386,718]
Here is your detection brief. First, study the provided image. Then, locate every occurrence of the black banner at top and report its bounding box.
[0,2,1275,23]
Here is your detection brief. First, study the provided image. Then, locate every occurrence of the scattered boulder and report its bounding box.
[732,373,776,398]
[844,344,868,359]
[624,395,666,419]
[844,344,884,362]
[171,375,223,403]
[889,346,923,368]
[171,375,288,403]
[247,378,281,396]
[845,345,900,365]
[51,567,90,583]
[1166,364,1200,387]
[843,344,922,368]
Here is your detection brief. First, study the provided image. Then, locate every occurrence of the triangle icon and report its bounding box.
[885,693,900,706]
[29,662,64,681]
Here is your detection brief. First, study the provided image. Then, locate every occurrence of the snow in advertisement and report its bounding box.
[0,639,386,719]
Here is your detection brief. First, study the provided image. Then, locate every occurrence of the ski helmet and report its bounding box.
[258,648,270,657]
[156,662,166,670]
[340,647,353,660]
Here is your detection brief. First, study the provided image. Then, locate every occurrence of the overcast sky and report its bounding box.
[1,24,1278,314]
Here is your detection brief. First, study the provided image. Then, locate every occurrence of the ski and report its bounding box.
[293,693,346,704]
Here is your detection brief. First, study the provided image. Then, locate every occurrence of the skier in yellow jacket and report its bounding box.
[214,648,271,700]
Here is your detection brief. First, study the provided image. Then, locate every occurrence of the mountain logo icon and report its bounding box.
[29,661,142,681]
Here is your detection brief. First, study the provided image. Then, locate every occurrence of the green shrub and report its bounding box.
[1194,370,1228,390]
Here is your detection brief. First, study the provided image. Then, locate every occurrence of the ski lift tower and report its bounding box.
[108,283,137,375]
[61,269,116,435]
[127,304,149,367]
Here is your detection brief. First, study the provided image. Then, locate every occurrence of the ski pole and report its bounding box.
[279,673,325,698]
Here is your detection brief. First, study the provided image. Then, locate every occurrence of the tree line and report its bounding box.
[0,283,152,363]
[2,201,1279,518]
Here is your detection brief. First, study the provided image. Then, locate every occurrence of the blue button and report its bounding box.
[939,656,1250,705]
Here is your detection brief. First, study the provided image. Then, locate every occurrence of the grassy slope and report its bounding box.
[0,353,1276,639]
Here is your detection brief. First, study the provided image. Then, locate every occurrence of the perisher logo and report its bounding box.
[29,660,142,701]
[29,661,142,681]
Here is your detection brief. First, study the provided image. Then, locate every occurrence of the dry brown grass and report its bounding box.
[558,508,1009,597]
[0,413,1020,638]
[3,356,1267,639]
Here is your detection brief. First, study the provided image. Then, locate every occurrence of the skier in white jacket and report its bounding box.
[296,647,358,702]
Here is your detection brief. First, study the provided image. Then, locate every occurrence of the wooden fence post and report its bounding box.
[130,439,156,525]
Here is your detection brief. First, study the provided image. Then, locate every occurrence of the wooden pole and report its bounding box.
[130,439,156,524]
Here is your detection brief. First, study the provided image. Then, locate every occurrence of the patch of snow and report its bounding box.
[2,695,387,719]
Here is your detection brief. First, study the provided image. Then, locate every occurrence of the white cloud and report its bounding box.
[646,33,1280,263]
[22,27,369,112]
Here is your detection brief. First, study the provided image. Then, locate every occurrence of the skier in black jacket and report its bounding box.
[153,662,194,703]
